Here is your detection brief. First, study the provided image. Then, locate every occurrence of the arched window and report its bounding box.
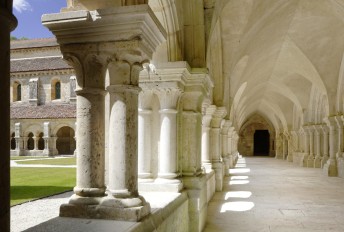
[27,133,34,150]
[55,82,61,99]
[38,132,45,150]
[17,84,21,101]
[13,82,22,102]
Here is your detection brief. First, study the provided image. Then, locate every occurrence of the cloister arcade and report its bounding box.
[2,0,344,231]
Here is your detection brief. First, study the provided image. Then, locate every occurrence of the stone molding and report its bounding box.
[42,5,166,57]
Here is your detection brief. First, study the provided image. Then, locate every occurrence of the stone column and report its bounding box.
[321,125,329,168]
[14,122,24,156]
[323,117,338,176]
[155,88,182,184]
[275,133,283,159]
[105,83,150,218]
[138,89,153,180]
[210,107,227,192]
[33,136,39,151]
[307,127,315,168]
[314,125,322,168]
[287,131,297,162]
[335,116,343,159]
[282,135,288,160]
[43,2,166,221]
[227,127,235,168]
[0,2,17,231]
[221,121,231,176]
[178,88,205,179]
[201,105,216,170]
[57,47,108,214]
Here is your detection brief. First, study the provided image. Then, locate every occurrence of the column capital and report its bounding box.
[335,115,344,128]
[321,124,329,133]
[221,120,232,135]
[211,107,227,128]
[324,116,338,128]
[155,87,183,110]
[202,105,216,127]
[138,87,154,110]
[0,7,17,31]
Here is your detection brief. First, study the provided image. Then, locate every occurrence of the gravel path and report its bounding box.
[11,191,73,232]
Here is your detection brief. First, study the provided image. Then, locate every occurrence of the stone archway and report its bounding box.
[27,132,34,150]
[38,132,44,150]
[56,126,75,155]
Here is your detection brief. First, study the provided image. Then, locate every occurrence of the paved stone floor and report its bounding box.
[204,156,344,232]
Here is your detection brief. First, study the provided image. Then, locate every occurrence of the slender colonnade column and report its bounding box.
[323,117,338,176]
[335,116,343,159]
[156,88,182,182]
[321,125,329,168]
[314,125,322,168]
[138,90,153,180]
[202,105,216,170]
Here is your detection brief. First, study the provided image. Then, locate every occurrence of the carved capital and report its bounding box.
[155,87,183,110]
[138,88,154,110]
[211,107,227,128]
[61,43,113,89]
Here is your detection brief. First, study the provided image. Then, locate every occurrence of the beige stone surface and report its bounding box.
[204,156,344,232]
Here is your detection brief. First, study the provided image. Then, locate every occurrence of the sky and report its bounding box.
[12,0,66,39]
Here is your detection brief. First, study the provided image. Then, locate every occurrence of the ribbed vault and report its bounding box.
[207,0,344,134]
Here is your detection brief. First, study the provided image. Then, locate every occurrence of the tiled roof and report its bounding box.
[11,38,58,49]
[11,57,72,73]
[11,104,76,119]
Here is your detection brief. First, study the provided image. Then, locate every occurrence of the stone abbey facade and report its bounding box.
[2,0,344,231]
[10,38,76,157]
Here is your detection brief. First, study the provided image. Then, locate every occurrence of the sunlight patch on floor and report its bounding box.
[220,201,255,212]
[229,168,250,174]
[229,180,250,185]
[225,191,252,200]
[230,175,248,180]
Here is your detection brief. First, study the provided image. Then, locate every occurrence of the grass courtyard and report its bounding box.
[11,166,76,206]
[15,157,76,165]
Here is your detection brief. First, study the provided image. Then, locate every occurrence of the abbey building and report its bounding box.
[10,38,76,157]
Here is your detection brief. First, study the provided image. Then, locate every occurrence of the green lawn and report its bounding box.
[11,156,49,160]
[11,167,76,206]
[16,157,76,165]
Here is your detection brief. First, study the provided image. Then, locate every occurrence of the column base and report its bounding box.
[223,157,230,177]
[323,159,337,177]
[60,194,150,221]
[314,155,322,168]
[287,154,293,162]
[321,156,329,168]
[307,155,315,168]
[336,152,343,159]
[182,174,208,232]
[139,178,183,192]
[212,162,224,192]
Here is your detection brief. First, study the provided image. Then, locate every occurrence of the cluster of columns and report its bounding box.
[137,84,183,192]
[0,1,17,231]
[201,104,239,191]
[43,4,166,221]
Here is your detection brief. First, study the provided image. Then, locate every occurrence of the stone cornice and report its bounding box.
[42,5,166,59]
[11,69,74,78]
[11,46,60,55]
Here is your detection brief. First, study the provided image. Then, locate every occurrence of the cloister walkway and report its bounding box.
[204,157,344,232]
